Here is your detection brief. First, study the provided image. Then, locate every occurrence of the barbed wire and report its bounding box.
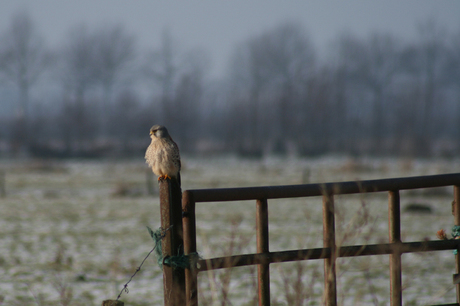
[116,225,173,301]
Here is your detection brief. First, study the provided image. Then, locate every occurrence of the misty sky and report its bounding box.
[1,0,460,77]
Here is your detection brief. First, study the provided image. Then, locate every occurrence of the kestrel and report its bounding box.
[145,125,181,186]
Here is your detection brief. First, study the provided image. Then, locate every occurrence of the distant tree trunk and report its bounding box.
[0,11,50,154]
[412,19,446,155]
[101,82,113,137]
[372,86,385,154]
[248,85,260,154]
[334,68,350,153]
[14,80,30,153]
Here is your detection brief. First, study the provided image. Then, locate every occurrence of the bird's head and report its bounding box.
[150,125,170,139]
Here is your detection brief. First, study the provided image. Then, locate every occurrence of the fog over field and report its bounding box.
[0,1,460,158]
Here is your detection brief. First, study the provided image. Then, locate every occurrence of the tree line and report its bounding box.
[1,11,459,158]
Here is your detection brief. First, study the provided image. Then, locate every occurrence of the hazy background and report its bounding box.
[1,0,460,158]
[1,3,460,304]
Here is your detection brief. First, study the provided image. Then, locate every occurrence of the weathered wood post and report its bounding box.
[388,190,402,306]
[256,198,270,306]
[182,190,198,306]
[454,186,460,303]
[159,178,185,305]
[322,192,337,306]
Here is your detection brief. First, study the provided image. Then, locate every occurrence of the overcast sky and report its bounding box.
[1,0,459,77]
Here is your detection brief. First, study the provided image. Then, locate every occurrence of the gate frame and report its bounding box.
[164,173,460,306]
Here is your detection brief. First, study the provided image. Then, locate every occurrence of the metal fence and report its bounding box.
[160,173,460,306]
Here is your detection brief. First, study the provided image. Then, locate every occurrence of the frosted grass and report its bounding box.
[0,156,458,305]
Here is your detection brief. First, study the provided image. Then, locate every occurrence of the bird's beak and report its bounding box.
[149,131,153,135]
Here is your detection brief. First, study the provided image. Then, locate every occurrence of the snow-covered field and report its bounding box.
[0,155,459,305]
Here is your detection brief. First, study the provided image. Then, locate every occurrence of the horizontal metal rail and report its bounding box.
[196,240,460,271]
[189,172,460,202]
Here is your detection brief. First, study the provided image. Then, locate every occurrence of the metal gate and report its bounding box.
[160,172,460,306]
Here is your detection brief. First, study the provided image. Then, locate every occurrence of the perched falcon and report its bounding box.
[145,125,181,186]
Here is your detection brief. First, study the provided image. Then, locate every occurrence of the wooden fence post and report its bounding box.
[323,193,337,306]
[256,198,270,306]
[159,178,185,306]
[388,190,402,306]
[182,191,198,306]
[454,185,460,303]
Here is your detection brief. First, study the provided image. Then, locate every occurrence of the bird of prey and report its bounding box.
[145,125,181,186]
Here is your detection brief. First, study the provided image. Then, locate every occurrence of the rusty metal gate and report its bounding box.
[159,173,460,306]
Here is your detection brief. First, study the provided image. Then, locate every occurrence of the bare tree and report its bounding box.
[173,49,209,151]
[404,20,448,153]
[227,41,260,154]
[366,33,402,151]
[144,29,180,125]
[57,25,99,153]
[0,10,51,152]
[227,22,315,155]
[111,90,142,154]
[262,23,315,153]
[142,30,213,152]
[334,32,402,153]
[328,35,353,153]
[0,14,457,158]
[93,24,136,137]
[445,28,460,146]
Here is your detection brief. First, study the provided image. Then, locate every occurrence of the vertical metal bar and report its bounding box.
[182,191,198,306]
[159,179,185,306]
[389,190,402,306]
[256,198,270,306]
[323,193,337,306]
[454,185,460,303]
